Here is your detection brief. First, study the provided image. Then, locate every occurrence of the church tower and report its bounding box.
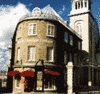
[69,0,91,52]
[69,0,99,89]
[70,0,91,52]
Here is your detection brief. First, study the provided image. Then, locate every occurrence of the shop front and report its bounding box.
[8,60,62,93]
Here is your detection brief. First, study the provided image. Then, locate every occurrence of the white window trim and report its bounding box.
[15,79,20,89]
[47,24,55,37]
[28,46,36,62]
[28,23,37,36]
[47,47,54,62]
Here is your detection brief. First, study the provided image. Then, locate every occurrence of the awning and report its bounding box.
[20,70,35,77]
[8,70,20,76]
[45,69,61,76]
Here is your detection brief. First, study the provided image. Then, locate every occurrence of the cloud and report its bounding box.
[58,5,66,15]
[0,2,30,70]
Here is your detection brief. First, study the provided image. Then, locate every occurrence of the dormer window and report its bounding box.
[47,24,55,37]
[28,23,37,36]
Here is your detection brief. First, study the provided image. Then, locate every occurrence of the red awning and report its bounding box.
[20,70,35,77]
[8,70,20,76]
[45,69,61,76]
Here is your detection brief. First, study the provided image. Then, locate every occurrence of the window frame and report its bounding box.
[47,47,54,62]
[28,46,36,62]
[44,76,56,90]
[28,23,37,36]
[47,24,55,37]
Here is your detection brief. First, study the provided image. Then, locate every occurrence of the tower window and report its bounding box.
[47,47,54,62]
[28,47,35,61]
[85,1,87,7]
[78,2,80,9]
[81,1,83,8]
[75,2,77,9]
[28,23,37,36]
[75,22,82,36]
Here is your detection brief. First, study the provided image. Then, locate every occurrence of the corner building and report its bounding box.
[8,5,82,94]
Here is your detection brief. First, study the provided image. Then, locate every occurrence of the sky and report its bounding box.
[0,0,100,71]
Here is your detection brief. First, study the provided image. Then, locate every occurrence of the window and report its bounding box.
[64,32,68,43]
[75,2,77,9]
[75,21,83,36]
[15,79,20,88]
[47,47,54,62]
[85,1,87,7]
[70,35,73,45]
[81,1,83,8]
[64,51,68,64]
[47,24,55,37]
[78,41,81,50]
[69,53,72,61]
[28,23,37,35]
[44,76,56,90]
[28,47,35,61]
[78,2,80,9]
[2,79,6,87]
[17,48,20,61]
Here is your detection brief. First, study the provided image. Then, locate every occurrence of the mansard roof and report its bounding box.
[19,5,66,27]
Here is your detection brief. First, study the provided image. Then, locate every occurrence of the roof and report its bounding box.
[19,5,67,27]
[19,5,81,39]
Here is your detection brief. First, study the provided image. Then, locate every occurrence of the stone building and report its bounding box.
[8,5,82,94]
[8,0,100,94]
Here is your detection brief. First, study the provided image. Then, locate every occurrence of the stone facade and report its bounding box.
[8,6,82,94]
[7,0,100,94]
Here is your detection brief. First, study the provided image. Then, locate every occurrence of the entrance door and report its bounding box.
[36,71,43,91]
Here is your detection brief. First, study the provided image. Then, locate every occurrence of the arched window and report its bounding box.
[76,23,82,35]
[75,2,77,9]
[75,21,83,36]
